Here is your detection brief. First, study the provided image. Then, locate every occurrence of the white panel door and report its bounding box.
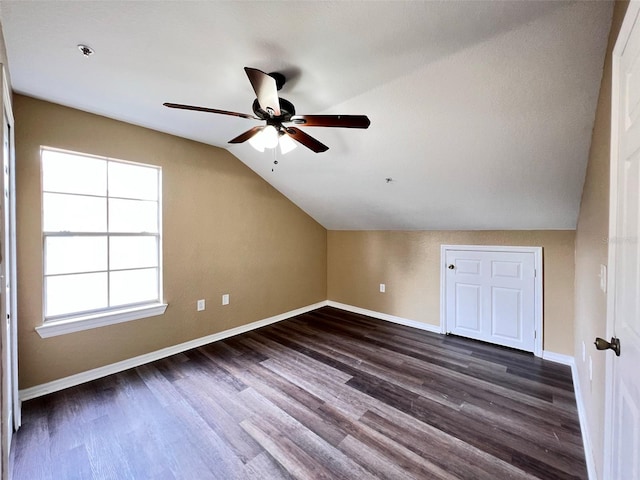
[445,249,536,352]
[0,105,11,457]
[606,3,640,478]
[0,66,15,480]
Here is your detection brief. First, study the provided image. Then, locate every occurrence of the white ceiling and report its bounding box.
[0,1,613,230]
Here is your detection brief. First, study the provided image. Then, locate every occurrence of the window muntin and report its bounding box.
[42,147,162,321]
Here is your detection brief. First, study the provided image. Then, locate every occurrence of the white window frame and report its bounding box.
[36,147,167,338]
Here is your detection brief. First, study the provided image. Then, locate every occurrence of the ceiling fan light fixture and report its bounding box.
[279,133,297,155]
[262,125,279,149]
[248,130,266,152]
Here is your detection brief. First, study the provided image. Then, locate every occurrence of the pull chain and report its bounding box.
[271,145,278,172]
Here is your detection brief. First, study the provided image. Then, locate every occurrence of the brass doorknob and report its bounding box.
[594,337,621,357]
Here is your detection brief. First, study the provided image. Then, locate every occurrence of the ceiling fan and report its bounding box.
[164,67,370,153]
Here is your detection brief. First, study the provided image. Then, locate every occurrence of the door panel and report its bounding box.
[613,382,638,479]
[608,4,640,477]
[491,287,521,340]
[445,248,536,352]
[492,260,522,279]
[1,111,10,443]
[455,283,481,332]
[456,259,481,275]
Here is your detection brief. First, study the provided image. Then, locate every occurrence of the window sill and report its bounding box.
[36,303,168,338]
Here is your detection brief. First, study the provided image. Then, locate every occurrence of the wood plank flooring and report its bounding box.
[11,307,587,479]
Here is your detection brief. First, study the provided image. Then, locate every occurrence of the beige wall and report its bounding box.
[574,2,628,477]
[15,95,327,388]
[11,95,578,387]
[328,230,575,354]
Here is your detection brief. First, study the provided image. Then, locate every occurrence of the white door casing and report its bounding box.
[0,64,17,479]
[0,93,10,452]
[605,3,640,478]
[441,245,542,356]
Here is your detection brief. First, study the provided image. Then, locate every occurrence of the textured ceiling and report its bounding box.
[0,1,613,230]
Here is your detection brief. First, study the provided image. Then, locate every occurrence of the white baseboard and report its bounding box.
[326,301,442,334]
[19,301,328,402]
[541,350,574,365]
[571,360,597,480]
[541,352,596,480]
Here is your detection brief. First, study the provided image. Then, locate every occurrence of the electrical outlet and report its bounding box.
[197,299,205,311]
[380,283,386,293]
[222,294,230,306]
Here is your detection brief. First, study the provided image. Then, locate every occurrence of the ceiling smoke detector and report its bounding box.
[77,44,94,57]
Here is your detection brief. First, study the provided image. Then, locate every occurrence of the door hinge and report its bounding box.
[534,269,537,278]
[534,330,537,339]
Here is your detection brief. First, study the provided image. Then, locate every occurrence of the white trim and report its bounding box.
[326,301,441,334]
[565,355,597,480]
[35,302,169,338]
[571,360,597,480]
[540,352,596,479]
[541,350,574,366]
[6,77,19,432]
[3,66,19,431]
[438,252,448,334]
[439,244,544,357]
[20,301,328,401]
[0,63,17,479]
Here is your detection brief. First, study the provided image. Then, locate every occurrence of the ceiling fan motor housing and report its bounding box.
[252,98,295,124]
[268,72,286,91]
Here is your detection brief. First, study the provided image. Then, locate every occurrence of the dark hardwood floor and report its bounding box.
[11,307,587,479]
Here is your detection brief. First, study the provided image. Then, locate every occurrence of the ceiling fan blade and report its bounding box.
[164,102,258,120]
[289,115,370,129]
[284,127,329,153]
[228,126,264,144]
[244,67,281,116]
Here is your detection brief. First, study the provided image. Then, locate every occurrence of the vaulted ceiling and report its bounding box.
[0,1,613,230]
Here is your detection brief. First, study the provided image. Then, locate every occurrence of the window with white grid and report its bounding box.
[41,147,163,322]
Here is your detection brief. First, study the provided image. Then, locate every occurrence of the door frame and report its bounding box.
[603,2,640,476]
[0,63,18,479]
[5,66,18,433]
[440,244,543,357]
